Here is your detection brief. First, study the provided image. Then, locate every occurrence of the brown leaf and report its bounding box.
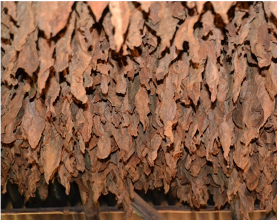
[169,2,186,20]
[13,2,35,51]
[87,1,109,22]
[245,156,260,191]
[58,164,71,195]
[156,2,178,55]
[27,165,41,197]
[22,101,45,149]
[41,129,62,183]
[1,121,16,144]
[68,33,91,104]
[135,87,150,131]
[97,132,111,159]
[112,126,133,160]
[205,55,219,102]
[2,83,25,134]
[2,1,17,21]
[232,50,247,103]
[45,73,60,117]
[159,77,177,142]
[17,32,39,77]
[109,1,130,52]
[126,8,144,50]
[139,1,152,13]
[54,11,76,72]
[36,1,74,39]
[255,74,275,128]
[175,15,200,63]
[269,2,277,18]
[37,38,55,94]
[265,62,277,100]
[218,120,233,161]
[115,71,127,94]
[273,194,277,213]
[156,44,177,81]
[211,2,233,24]
[102,12,116,51]
[196,1,206,14]
[201,11,214,37]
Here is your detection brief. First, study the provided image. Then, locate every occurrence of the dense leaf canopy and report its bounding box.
[1,2,277,219]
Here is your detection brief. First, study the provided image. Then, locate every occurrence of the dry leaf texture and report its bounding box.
[1,2,277,219]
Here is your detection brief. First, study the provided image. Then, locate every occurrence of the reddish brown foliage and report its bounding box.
[1,2,277,219]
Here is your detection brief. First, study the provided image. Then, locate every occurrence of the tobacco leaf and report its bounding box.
[273,194,277,213]
[175,15,200,63]
[138,1,152,13]
[135,87,150,131]
[1,83,25,134]
[232,49,247,103]
[218,120,233,161]
[270,2,277,18]
[126,7,144,50]
[201,10,214,37]
[147,135,162,166]
[22,101,45,149]
[87,1,108,22]
[36,1,74,39]
[54,11,76,73]
[58,164,71,195]
[13,2,35,51]
[2,2,277,219]
[109,1,130,52]
[45,73,60,117]
[211,2,234,24]
[195,1,206,14]
[245,156,260,191]
[17,32,39,77]
[265,62,277,100]
[68,33,91,104]
[2,1,17,21]
[37,36,55,94]
[205,55,219,102]
[156,43,177,81]
[169,2,186,20]
[1,121,16,144]
[156,2,178,55]
[254,74,275,129]
[27,165,41,197]
[159,77,177,143]
[97,132,111,159]
[41,128,62,184]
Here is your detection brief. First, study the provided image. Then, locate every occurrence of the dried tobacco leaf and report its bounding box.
[2,2,277,219]
[41,128,62,184]
[211,2,233,24]
[36,1,74,39]
[109,1,130,52]
[135,87,150,131]
[37,38,55,94]
[13,2,35,51]
[87,1,108,22]
[22,101,45,149]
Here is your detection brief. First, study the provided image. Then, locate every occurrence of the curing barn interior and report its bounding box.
[1,1,277,220]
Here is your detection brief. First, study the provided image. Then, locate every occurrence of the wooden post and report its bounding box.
[83,190,100,220]
[231,196,241,220]
[132,192,166,220]
[77,180,100,220]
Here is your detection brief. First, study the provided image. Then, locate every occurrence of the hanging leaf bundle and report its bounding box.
[1,2,277,219]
